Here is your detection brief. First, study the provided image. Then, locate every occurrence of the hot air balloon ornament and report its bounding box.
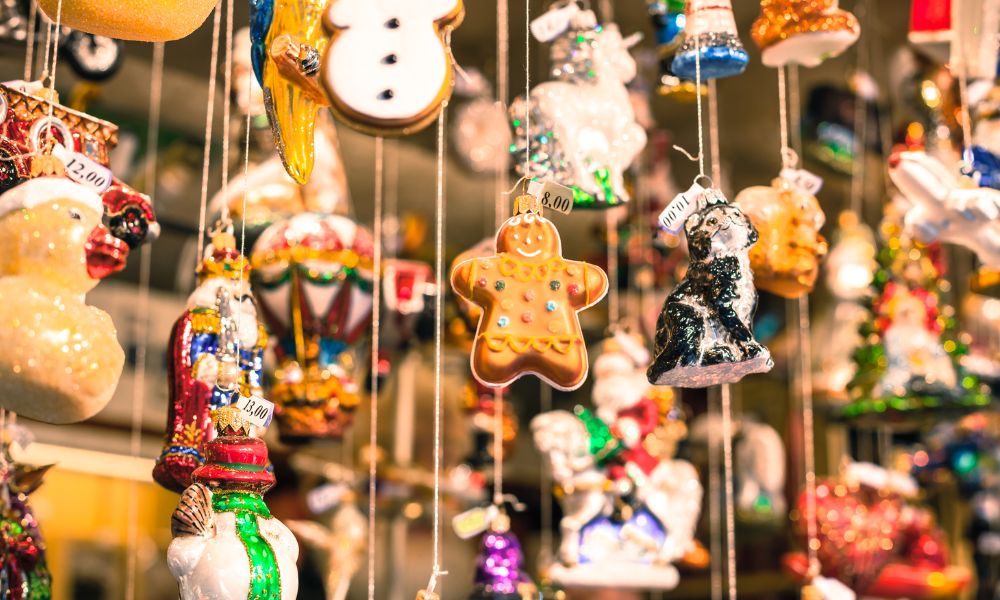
[251,213,375,442]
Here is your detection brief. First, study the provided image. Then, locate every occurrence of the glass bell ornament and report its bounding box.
[671,0,748,81]
[36,0,217,42]
[468,513,536,600]
[167,405,299,600]
[0,178,126,424]
[751,0,860,68]
[647,188,773,387]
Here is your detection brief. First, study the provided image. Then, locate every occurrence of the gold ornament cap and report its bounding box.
[212,404,252,437]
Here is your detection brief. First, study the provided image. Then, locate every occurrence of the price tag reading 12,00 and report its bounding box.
[51,144,113,193]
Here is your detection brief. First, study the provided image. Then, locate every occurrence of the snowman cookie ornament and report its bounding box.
[322,0,465,136]
[451,195,609,391]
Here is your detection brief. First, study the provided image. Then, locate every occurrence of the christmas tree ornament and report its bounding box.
[785,462,971,598]
[153,231,267,493]
[35,0,217,41]
[510,8,646,208]
[286,495,366,600]
[0,81,159,251]
[1,428,52,600]
[254,0,331,184]
[908,0,951,63]
[168,406,299,600]
[734,178,828,298]
[648,188,773,387]
[321,0,465,137]
[0,178,125,423]
[751,0,860,68]
[888,151,1000,268]
[468,514,536,599]
[671,0,748,81]
[531,400,701,589]
[450,196,609,391]
[251,213,375,441]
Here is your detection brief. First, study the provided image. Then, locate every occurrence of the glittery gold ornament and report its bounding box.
[0,178,125,423]
[36,0,218,42]
[751,0,860,68]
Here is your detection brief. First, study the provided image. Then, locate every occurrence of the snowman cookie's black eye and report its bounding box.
[385,17,400,29]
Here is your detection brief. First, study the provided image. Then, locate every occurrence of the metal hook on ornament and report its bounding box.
[694,174,714,190]
[672,143,703,167]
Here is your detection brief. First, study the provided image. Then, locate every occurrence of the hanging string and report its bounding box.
[776,66,797,169]
[598,0,613,21]
[125,41,165,600]
[720,384,738,600]
[849,10,869,217]
[958,71,974,163]
[219,0,236,224]
[606,210,619,325]
[495,0,509,229]
[23,0,37,80]
[694,31,705,176]
[788,65,802,157]
[40,0,62,133]
[39,15,53,84]
[368,136,384,600]
[196,3,224,266]
[798,295,820,578]
[539,383,553,564]
[523,0,531,176]
[427,103,450,596]
[708,80,721,186]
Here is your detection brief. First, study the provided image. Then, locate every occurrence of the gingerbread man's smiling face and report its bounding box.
[496,212,561,261]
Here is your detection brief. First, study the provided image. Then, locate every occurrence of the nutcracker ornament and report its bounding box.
[647,188,773,387]
[889,151,1000,268]
[734,177,829,298]
[450,196,609,391]
[1,428,52,600]
[168,405,299,600]
[251,213,375,441]
[322,0,465,137]
[0,177,126,423]
[154,230,267,493]
[671,0,748,81]
[36,0,217,41]
[510,8,646,208]
[751,0,860,68]
[785,462,971,598]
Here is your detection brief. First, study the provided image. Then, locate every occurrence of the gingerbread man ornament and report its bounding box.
[451,196,609,391]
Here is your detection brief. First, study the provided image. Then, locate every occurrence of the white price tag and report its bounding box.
[527,179,574,214]
[235,394,275,428]
[452,504,499,539]
[658,182,705,234]
[306,483,350,514]
[52,144,113,193]
[780,167,823,196]
[812,576,856,600]
[529,3,581,42]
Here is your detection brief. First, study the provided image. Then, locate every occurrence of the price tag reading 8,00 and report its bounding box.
[529,180,574,214]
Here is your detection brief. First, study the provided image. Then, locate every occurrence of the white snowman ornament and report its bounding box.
[168,405,299,600]
[322,0,464,136]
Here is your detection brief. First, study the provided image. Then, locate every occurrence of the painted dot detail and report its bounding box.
[568,283,581,295]
[477,277,488,287]
[521,312,534,323]
[546,301,557,312]
[523,290,536,302]
[549,280,561,291]
[497,316,510,328]
[495,280,506,291]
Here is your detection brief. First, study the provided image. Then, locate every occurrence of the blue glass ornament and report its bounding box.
[970,145,1000,190]
[671,36,748,81]
[249,0,274,86]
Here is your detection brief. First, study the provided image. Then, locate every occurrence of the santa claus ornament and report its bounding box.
[322,0,465,137]
[0,178,126,423]
[168,405,299,600]
[671,0,748,81]
[511,7,645,208]
[251,213,375,441]
[734,177,829,298]
[36,0,216,41]
[751,0,860,68]
[153,231,268,493]
[648,187,773,387]
[450,196,609,391]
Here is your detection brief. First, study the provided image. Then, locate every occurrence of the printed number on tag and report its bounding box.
[51,144,112,193]
[658,182,705,233]
[306,483,350,514]
[452,505,499,539]
[236,394,275,428]
[528,179,574,214]
[780,167,823,196]
[530,3,581,42]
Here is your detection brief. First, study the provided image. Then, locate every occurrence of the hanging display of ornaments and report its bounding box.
[321,0,465,137]
[647,187,773,387]
[733,177,829,299]
[0,178,126,423]
[531,345,702,589]
[450,196,609,391]
[671,0,748,81]
[250,213,375,441]
[751,0,860,68]
[888,151,1000,268]
[35,0,217,42]
[153,231,268,493]
[253,0,331,184]
[510,7,646,209]
[167,406,299,600]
